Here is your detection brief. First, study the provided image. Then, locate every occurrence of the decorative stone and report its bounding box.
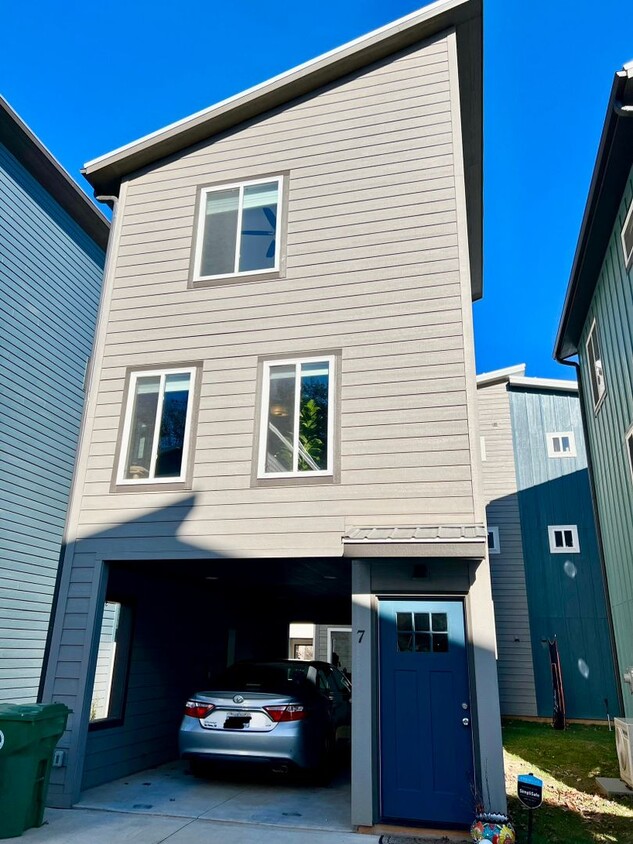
[470,814,516,843]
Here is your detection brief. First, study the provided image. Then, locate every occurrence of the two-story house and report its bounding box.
[0,97,108,705]
[555,62,633,715]
[477,365,620,721]
[41,0,506,830]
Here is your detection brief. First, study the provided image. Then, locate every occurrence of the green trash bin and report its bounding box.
[0,703,70,839]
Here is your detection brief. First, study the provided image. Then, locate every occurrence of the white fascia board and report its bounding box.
[508,376,578,392]
[476,363,526,386]
[83,0,471,175]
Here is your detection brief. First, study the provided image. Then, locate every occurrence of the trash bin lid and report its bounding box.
[0,703,70,722]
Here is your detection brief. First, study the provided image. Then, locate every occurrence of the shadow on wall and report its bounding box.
[43,496,351,795]
[490,470,621,720]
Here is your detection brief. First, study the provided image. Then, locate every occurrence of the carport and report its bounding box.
[81,557,352,820]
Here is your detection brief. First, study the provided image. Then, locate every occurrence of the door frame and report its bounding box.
[376,594,475,825]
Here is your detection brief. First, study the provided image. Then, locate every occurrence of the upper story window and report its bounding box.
[258,356,334,479]
[116,366,197,485]
[585,320,606,410]
[621,198,633,269]
[548,525,580,554]
[487,526,500,554]
[546,432,577,458]
[193,176,282,282]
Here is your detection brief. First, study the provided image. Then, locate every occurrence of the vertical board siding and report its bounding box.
[477,381,538,716]
[0,141,104,703]
[72,33,477,562]
[579,165,633,716]
[509,388,619,719]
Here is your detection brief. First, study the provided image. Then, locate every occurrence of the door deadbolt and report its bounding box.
[462,717,470,726]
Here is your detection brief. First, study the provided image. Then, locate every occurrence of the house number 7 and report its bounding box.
[357,629,365,643]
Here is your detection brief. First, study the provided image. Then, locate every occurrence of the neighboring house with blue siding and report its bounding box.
[555,61,633,716]
[0,97,109,704]
[477,365,620,720]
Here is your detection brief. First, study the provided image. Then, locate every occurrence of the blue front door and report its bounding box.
[379,599,474,826]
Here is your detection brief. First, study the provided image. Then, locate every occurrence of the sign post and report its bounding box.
[517,773,543,844]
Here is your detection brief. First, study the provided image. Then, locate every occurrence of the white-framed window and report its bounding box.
[548,525,580,554]
[625,424,633,482]
[117,366,197,485]
[487,526,500,554]
[258,355,335,478]
[546,431,577,458]
[585,320,606,410]
[193,176,282,281]
[621,197,633,269]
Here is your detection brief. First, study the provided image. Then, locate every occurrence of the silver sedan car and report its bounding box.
[179,660,351,774]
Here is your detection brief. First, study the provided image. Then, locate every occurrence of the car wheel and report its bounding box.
[312,732,335,785]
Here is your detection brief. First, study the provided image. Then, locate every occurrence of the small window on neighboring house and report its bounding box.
[193,176,282,281]
[90,601,133,726]
[548,525,580,554]
[585,321,606,409]
[258,356,335,479]
[626,425,633,482]
[117,366,198,485]
[621,198,633,269]
[487,526,500,554]
[546,432,577,458]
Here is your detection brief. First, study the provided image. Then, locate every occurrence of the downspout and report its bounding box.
[38,194,120,702]
[556,355,625,715]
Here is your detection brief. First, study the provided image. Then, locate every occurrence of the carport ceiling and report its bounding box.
[110,557,351,600]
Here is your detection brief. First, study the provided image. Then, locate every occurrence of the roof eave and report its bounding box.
[554,67,633,361]
[0,97,110,251]
[80,0,482,295]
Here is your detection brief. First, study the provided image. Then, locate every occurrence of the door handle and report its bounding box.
[462,717,470,726]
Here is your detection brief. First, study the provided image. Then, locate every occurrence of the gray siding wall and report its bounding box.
[477,381,538,716]
[74,32,476,558]
[579,164,633,716]
[0,142,104,704]
[45,30,484,803]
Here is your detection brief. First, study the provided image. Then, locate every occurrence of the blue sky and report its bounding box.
[2,1,631,378]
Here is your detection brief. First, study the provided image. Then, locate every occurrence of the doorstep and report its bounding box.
[357,823,470,843]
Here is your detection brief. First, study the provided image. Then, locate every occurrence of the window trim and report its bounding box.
[192,175,284,284]
[487,526,500,555]
[548,524,580,554]
[89,599,134,731]
[585,319,606,412]
[625,423,633,483]
[621,197,633,269]
[114,364,199,489]
[257,354,336,481]
[546,431,577,458]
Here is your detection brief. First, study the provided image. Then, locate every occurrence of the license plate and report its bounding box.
[224,716,251,729]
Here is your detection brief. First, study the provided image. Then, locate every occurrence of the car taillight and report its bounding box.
[184,700,215,719]
[264,705,307,722]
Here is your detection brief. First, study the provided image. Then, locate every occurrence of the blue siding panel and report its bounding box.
[509,388,620,719]
[0,140,105,704]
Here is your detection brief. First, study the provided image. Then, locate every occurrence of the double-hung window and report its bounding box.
[117,367,197,485]
[193,176,282,281]
[585,320,606,410]
[258,356,335,478]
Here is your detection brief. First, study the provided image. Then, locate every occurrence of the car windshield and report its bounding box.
[214,662,312,693]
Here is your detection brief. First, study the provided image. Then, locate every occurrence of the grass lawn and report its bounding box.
[503,720,633,843]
